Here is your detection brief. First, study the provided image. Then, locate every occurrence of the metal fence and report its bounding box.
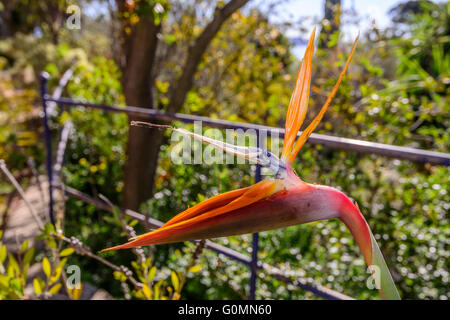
[39,71,450,300]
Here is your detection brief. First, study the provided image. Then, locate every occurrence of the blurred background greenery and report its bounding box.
[0,0,448,300]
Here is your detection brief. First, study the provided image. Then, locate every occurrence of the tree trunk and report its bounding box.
[119,7,161,210]
[319,0,341,49]
[121,0,250,210]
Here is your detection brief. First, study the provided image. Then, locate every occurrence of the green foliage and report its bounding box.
[1,0,448,300]
[0,225,75,300]
[0,229,33,299]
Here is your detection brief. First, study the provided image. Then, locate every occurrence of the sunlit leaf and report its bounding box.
[20,240,29,253]
[0,245,6,264]
[42,257,51,278]
[22,247,35,268]
[142,284,152,300]
[33,278,42,295]
[59,248,75,257]
[148,266,156,282]
[44,223,55,235]
[49,283,62,295]
[8,253,20,276]
[171,271,179,292]
[47,238,57,250]
[188,265,202,273]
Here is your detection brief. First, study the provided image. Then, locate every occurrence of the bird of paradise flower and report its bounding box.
[101,28,400,300]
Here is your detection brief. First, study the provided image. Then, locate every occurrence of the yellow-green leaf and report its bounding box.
[23,247,35,267]
[22,248,34,280]
[113,271,127,282]
[59,248,75,257]
[7,264,14,277]
[47,238,57,250]
[49,283,62,295]
[188,265,202,273]
[8,253,20,276]
[44,222,55,234]
[129,219,139,227]
[20,240,29,253]
[154,280,162,300]
[0,275,9,288]
[113,271,121,280]
[58,111,70,125]
[142,284,152,299]
[57,257,68,270]
[148,266,156,282]
[171,271,179,292]
[0,245,6,264]
[133,289,144,299]
[33,278,42,295]
[42,257,51,278]
[50,266,62,285]
[10,277,23,295]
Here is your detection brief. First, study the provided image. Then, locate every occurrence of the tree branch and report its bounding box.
[166,0,250,113]
[0,159,44,230]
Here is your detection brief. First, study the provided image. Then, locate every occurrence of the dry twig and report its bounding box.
[0,159,44,229]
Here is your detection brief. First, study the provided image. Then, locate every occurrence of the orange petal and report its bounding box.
[281,27,316,161]
[162,186,251,228]
[99,180,281,252]
[288,35,358,162]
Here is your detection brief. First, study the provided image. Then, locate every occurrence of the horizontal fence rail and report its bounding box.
[44,96,450,166]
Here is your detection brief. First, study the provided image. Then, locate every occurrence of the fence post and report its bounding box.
[39,72,55,225]
[249,131,262,300]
